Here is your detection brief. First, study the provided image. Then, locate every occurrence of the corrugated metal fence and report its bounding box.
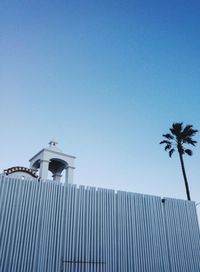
[0,175,200,272]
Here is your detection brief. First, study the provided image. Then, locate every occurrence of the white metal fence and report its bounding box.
[0,175,200,271]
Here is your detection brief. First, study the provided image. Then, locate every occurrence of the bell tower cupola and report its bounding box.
[29,140,76,183]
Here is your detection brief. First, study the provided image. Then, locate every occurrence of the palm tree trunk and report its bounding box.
[178,151,191,201]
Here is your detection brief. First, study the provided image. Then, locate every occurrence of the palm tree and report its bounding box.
[160,122,198,201]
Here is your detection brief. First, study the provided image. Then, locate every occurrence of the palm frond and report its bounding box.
[169,148,175,157]
[160,140,172,145]
[162,133,174,140]
[182,125,193,136]
[182,125,198,138]
[183,137,197,146]
[187,129,198,137]
[185,149,193,156]
[165,144,172,151]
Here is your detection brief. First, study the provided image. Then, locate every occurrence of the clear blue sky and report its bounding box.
[1,0,200,216]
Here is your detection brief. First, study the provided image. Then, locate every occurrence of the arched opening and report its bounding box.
[48,158,68,182]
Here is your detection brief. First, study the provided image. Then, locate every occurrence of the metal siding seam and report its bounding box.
[39,181,51,271]
[186,202,197,270]
[48,183,56,271]
[33,181,46,272]
[177,200,189,271]
[186,202,198,271]
[80,186,85,272]
[54,185,64,271]
[5,178,25,271]
[49,182,57,271]
[11,178,24,272]
[117,191,122,271]
[86,187,90,272]
[25,180,40,271]
[15,180,32,271]
[144,196,152,271]
[123,192,128,272]
[103,189,108,272]
[0,177,11,269]
[51,183,61,271]
[94,189,97,272]
[166,199,176,272]
[138,194,146,272]
[151,197,164,271]
[91,188,96,272]
[155,197,164,270]
[158,200,171,272]
[96,189,100,272]
[170,200,181,271]
[62,185,69,272]
[76,186,81,272]
[107,189,113,272]
[126,193,132,272]
[0,176,10,270]
[98,189,102,272]
[35,181,45,272]
[74,186,81,270]
[133,194,140,272]
[143,196,152,271]
[150,197,159,271]
[48,181,57,271]
[0,175,8,268]
[55,184,63,271]
[70,185,76,266]
[140,194,147,272]
[56,184,63,271]
[129,193,137,272]
[89,187,93,272]
[32,181,44,272]
[165,200,177,272]
[101,189,105,272]
[186,202,200,271]
[1,177,17,270]
[22,179,36,272]
[113,191,117,272]
[39,181,50,271]
[111,190,117,272]
[60,184,68,272]
[65,184,71,271]
[16,179,32,272]
[174,200,189,271]
[127,193,134,271]
[4,178,22,272]
[28,180,42,271]
[10,179,26,272]
[159,198,170,271]
[122,192,127,271]
[142,196,151,271]
[178,201,193,271]
[72,184,77,272]
[158,197,169,271]
[184,201,200,271]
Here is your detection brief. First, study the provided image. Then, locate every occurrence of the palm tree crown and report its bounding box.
[160,122,198,201]
[160,123,198,158]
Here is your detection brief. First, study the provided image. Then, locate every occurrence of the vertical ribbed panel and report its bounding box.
[0,176,200,272]
[163,198,200,272]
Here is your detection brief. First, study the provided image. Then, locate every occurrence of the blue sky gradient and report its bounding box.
[1,1,200,216]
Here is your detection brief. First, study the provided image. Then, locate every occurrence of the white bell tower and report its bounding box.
[29,140,76,183]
